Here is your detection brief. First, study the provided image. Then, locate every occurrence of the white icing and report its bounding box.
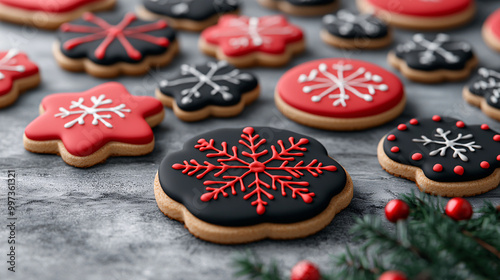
[323,10,381,36]
[297,62,388,107]
[0,49,26,81]
[54,95,131,128]
[412,128,481,162]
[160,61,253,104]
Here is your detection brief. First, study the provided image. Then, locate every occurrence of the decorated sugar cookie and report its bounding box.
[483,9,500,53]
[54,12,178,78]
[155,60,259,121]
[199,15,305,68]
[357,0,475,30]
[257,0,338,17]
[388,33,477,83]
[463,68,500,121]
[321,10,391,50]
[275,58,405,131]
[24,82,165,168]
[0,0,116,30]
[378,116,500,197]
[137,0,239,32]
[155,126,353,244]
[0,50,40,109]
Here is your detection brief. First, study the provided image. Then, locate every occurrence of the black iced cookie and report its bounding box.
[379,116,500,196]
[155,60,259,121]
[280,0,335,6]
[322,10,388,40]
[142,0,239,21]
[463,68,500,119]
[258,0,338,17]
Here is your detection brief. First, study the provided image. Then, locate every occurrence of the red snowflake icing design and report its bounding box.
[172,127,338,215]
[61,12,170,60]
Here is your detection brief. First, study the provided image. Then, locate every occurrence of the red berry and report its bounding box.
[291,261,320,280]
[385,199,410,223]
[445,198,473,221]
[379,271,407,280]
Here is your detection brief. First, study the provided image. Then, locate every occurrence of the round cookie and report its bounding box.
[463,67,500,121]
[275,58,406,131]
[321,9,391,49]
[378,116,500,197]
[357,0,475,30]
[53,12,179,78]
[483,9,500,53]
[155,126,353,244]
[0,49,40,109]
[388,33,478,83]
[199,15,305,68]
[0,0,116,30]
[137,0,239,32]
[155,60,260,121]
[257,0,338,17]
[24,82,165,168]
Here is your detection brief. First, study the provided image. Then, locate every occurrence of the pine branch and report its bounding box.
[233,251,282,280]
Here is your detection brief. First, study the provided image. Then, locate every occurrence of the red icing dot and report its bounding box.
[494,135,500,141]
[480,161,490,169]
[456,121,465,128]
[432,115,441,122]
[409,119,418,125]
[397,124,407,131]
[433,164,443,172]
[481,124,490,130]
[391,146,400,153]
[497,155,500,161]
[454,166,464,176]
[387,134,396,141]
[411,153,422,161]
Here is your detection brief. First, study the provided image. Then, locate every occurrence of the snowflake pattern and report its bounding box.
[54,94,131,128]
[297,62,388,107]
[472,68,500,104]
[412,128,482,162]
[397,33,471,65]
[0,49,25,81]
[172,127,338,215]
[159,61,254,104]
[323,10,382,36]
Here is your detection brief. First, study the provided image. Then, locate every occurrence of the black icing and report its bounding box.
[394,33,474,71]
[158,127,347,227]
[142,0,239,21]
[383,117,500,182]
[468,67,500,110]
[158,61,258,112]
[280,0,335,6]
[323,10,388,39]
[57,13,177,66]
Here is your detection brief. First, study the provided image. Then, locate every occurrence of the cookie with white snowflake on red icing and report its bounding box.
[53,12,179,78]
[483,9,500,53]
[0,0,116,30]
[155,126,353,244]
[24,82,165,168]
[199,15,305,68]
[275,58,405,131]
[0,49,40,109]
[378,116,500,197]
[257,0,338,17]
[357,0,475,30]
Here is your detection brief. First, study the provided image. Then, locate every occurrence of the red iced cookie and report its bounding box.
[483,9,500,53]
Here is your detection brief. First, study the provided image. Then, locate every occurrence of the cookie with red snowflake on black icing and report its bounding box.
[378,116,500,197]
[54,12,178,78]
[155,126,353,244]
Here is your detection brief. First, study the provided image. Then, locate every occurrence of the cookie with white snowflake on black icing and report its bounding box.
[321,10,391,49]
[138,0,239,32]
[155,126,353,244]
[257,0,338,16]
[378,116,500,197]
[54,12,179,78]
[155,60,259,122]
[463,68,500,121]
[388,33,478,83]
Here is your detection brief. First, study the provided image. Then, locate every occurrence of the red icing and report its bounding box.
[480,161,490,169]
[456,121,465,128]
[172,127,337,215]
[432,115,442,122]
[0,49,39,97]
[366,0,472,17]
[409,119,418,125]
[485,9,500,41]
[398,124,407,131]
[411,153,422,161]
[481,124,490,130]
[498,155,500,161]
[454,165,464,175]
[391,146,399,153]
[200,15,303,57]
[0,0,101,13]
[387,134,396,141]
[277,59,404,118]
[61,13,169,60]
[433,164,443,172]
[494,135,500,142]
[24,82,163,157]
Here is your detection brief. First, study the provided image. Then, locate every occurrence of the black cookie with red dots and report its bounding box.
[378,116,500,197]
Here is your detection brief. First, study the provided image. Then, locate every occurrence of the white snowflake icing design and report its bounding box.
[0,49,25,81]
[397,33,471,65]
[160,61,253,104]
[323,10,381,36]
[297,62,388,107]
[412,128,482,162]
[54,95,131,128]
[473,68,500,104]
